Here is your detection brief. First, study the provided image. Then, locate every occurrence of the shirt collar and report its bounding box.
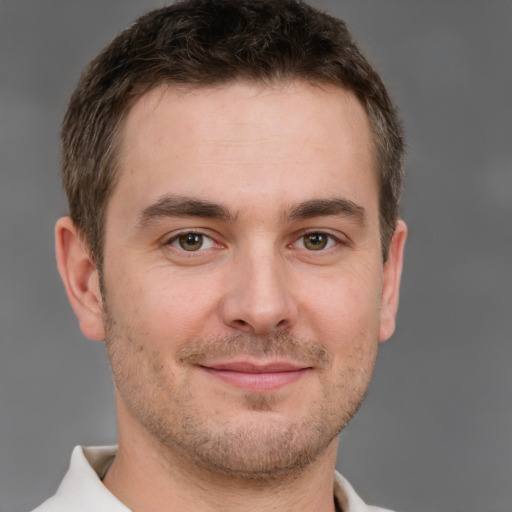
[34,445,390,512]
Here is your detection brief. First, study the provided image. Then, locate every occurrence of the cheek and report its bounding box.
[311,274,381,391]
[301,260,383,342]
[105,262,224,348]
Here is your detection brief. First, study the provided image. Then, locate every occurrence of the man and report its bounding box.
[35,0,407,510]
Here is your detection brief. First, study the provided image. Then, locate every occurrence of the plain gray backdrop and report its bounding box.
[1,1,511,511]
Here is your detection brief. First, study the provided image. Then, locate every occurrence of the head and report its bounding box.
[56,0,407,484]
[61,0,404,268]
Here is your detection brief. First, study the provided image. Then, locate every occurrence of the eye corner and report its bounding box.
[291,230,344,252]
[164,229,223,253]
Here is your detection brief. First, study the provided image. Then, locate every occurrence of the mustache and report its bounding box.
[176,332,331,369]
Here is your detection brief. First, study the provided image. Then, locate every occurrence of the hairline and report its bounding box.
[92,76,390,269]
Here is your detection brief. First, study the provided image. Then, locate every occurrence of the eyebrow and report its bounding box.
[138,195,236,226]
[286,197,367,225]
[138,195,366,227]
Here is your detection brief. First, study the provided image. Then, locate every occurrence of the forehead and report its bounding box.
[111,81,378,222]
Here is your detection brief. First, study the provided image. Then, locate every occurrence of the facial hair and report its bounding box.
[104,311,377,483]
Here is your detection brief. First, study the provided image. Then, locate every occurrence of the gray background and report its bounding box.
[1,1,511,511]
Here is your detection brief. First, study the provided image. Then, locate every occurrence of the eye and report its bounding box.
[169,232,215,252]
[296,232,338,251]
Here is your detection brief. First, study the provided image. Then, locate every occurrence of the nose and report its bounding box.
[220,249,298,335]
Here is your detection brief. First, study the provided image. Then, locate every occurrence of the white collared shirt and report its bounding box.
[32,446,394,512]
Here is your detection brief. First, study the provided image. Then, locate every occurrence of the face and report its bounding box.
[86,82,405,479]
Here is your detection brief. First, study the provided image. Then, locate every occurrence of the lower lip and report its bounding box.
[201,367,309,392]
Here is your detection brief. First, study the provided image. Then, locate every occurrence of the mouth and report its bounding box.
[198,360,312,392]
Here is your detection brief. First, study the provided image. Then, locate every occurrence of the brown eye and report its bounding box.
[167,231,218,255]
[303,232,329,250]
[178,233,204,251]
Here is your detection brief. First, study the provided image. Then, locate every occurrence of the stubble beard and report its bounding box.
[103,309,377,484]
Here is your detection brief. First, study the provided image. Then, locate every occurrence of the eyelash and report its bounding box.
[165,229,344,254]
[166,230,219,252]
[291,231,342,251]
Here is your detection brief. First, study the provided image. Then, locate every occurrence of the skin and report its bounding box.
[56,81,407,512]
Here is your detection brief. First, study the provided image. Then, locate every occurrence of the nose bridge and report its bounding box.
[221,240,296,334]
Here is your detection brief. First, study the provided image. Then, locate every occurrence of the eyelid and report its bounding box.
[164,229,223,251]
[290,229,348,250]
[162,228,348,251]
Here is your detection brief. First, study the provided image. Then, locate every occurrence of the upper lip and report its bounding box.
[200,360,310,373]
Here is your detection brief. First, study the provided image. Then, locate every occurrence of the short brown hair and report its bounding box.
[61,0,404,263]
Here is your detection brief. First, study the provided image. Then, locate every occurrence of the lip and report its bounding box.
[199,360,311,392]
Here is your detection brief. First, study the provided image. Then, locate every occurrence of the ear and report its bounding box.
[378,219,407,342]
[55,216,105,341]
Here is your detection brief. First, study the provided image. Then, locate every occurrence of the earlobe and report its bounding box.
[55,216,106,341]
[378,219,407,342]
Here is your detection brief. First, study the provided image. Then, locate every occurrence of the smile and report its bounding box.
[199,361,311,392]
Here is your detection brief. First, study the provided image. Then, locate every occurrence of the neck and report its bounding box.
[103,405,339,512]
